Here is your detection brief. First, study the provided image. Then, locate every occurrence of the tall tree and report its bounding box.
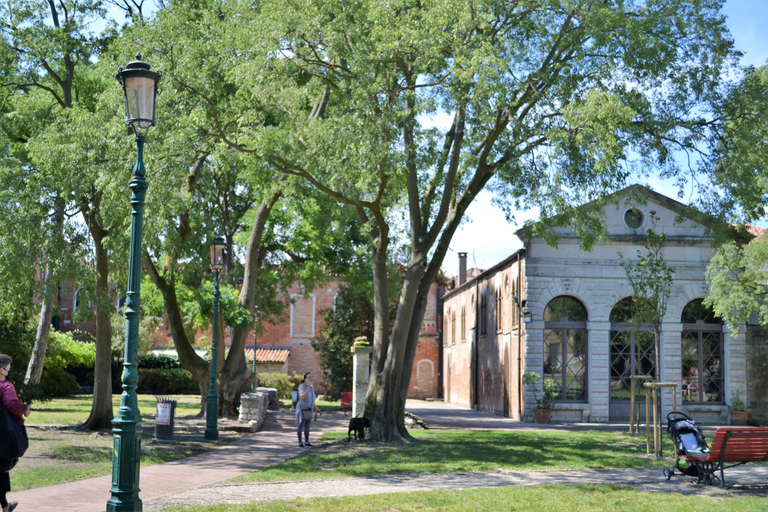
[136,0,738,440]
[0,0,138,429]
[701,64,768,328]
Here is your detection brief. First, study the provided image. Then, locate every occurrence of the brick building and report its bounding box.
[58,277,444,400]
[443,186,767,424]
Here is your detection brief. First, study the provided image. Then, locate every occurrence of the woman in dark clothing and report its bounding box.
[0,354,30,512]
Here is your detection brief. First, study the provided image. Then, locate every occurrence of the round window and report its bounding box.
[624,208,644,229]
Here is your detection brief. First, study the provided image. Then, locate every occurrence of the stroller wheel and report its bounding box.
[663,468,673,481]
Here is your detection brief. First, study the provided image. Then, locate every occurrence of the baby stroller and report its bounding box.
[663,411,709,480]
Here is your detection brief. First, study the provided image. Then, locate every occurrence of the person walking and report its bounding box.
[0,354,30,512]
[295,372,318,448]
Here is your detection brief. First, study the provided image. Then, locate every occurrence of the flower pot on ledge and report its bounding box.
[532,408,552,424]
[731,410,748,426]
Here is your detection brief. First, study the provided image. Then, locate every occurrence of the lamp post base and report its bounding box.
[107,418,143,512]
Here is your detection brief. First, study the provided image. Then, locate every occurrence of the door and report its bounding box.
[609,327,656,421]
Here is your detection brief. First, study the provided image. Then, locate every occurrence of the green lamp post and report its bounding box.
[108,54,160,512]
[205,236,226,440]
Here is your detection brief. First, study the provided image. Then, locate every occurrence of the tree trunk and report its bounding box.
[218,192,279,416]
[144,251,211,416]
[364,173,478,441]
[79,208,114,431]
[25,199,65,385]
[25,259,55,385]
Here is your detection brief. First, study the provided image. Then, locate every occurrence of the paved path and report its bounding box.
[12,409,349,512]
[10,400,765,511]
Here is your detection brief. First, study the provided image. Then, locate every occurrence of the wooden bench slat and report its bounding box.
[687,427,768,464]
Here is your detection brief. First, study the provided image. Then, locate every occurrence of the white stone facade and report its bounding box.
[444,186,748,424]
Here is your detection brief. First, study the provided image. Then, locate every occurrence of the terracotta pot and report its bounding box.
[532,408,552,424]
[731,411,749,426]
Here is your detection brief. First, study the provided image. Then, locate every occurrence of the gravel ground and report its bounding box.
[144,465,768,510]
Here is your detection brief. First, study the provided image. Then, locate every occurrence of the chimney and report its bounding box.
[458,252,467,286]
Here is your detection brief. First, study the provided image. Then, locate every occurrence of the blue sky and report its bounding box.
[443,1,768,277]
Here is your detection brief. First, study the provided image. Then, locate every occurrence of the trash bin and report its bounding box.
[153,396,177,444]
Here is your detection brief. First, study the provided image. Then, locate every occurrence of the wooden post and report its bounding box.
[672,380,677,412]
[645,386,651,455]
[652,387,659,457]
[630,378,636,434]
[630,376,654,434]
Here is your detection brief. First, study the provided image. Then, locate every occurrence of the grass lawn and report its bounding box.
[29,394,205,425]
[14,394,243,491]
[230,429,666,484]
[157,484,768,512]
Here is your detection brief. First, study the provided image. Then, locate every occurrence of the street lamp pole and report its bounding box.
[206,236,226,440]
[109,54,160,512]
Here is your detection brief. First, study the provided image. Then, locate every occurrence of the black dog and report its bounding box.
[347,416,371,441]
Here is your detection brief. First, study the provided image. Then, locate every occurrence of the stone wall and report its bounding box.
[238,391,269,430]
[746,324,768,426]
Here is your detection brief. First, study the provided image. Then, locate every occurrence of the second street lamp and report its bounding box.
[108,54,160,512]
[206,236,226,440]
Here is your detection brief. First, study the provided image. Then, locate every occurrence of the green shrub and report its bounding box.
[15,381,48,405]
[255,372,303,399]
[40,367,82,398]
[47,331,96,370]
[136,368,200,395]
[138,353,183,369]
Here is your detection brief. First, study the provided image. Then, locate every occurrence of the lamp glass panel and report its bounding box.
[210,243,225,270]
[124,76,156,123]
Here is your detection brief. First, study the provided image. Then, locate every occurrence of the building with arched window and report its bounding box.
[442,185,765,424]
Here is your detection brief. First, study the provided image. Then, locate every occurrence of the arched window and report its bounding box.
[511,278,519,327]
[609,298,655,405]
[450,308,456,345]
[495,287,502,332]
[543,296,588,402]
[460,305,466,341]
[681,299,723,404]
[480,287,488,336]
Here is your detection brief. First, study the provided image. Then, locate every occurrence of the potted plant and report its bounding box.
[729,389,748,426]
[523,371,559,424]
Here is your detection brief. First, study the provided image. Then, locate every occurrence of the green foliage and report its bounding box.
[139,353,184,369]
[0,309,35,371]
[312,285,374,399]
[705,236,768,334]
[111,309,165,357]
[45,331,96,371]
[40,366,82,398]
[706,64,768,222]
[255,372,303,399]
[729,389,746,412]
[136,368,200,395]
[523,372,559,410]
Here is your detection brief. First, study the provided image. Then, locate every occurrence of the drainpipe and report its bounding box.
[437,284,444,399]
[474,275,479,410]
[517,249,525,420]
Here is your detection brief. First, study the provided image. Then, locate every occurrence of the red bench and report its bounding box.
[686,427,768,487]
[340,392,353,416]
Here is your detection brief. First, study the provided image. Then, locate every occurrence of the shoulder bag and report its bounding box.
[301,407,313,421]
[0,403,28,466]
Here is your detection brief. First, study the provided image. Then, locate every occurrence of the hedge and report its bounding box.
[135,368,200,395]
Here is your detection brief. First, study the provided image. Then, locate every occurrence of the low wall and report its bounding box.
[238,391,269,431]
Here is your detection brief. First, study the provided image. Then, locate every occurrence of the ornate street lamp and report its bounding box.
[205,236,226,440]
[108,54,160,512]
